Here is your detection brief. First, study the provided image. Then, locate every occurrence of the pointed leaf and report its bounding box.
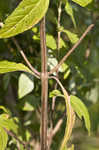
[0,61,33,74]
[49,90,63,98]
[0,0,49,38]
[70,95,91,134]
[72,0,93,7]
[18,73,34,99]
[65,1,76,28]
[0,127,8,150]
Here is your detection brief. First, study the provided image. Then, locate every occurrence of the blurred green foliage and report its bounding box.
[0,0,99,149]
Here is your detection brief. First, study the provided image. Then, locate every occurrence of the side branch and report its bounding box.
[48,24,94,75]
[4,128,28,148]
[12,37,40,79]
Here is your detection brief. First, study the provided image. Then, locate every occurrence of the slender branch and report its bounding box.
[49,76,75,150]
[52,118,63,137]
[40,17,48,150]
[57,1,62,52]
[4,128,28,149]
[51,1,62,117]
[49,24,94,75]
[12,37,40,79]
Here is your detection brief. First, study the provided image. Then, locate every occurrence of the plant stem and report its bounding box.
[4,128,28,149]
[48,24,94,75]
[12,37,40,79]
[57,1,62,52]
[40,17,48,150]
[51,0,62,115]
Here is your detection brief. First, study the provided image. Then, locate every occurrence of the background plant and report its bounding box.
[0,0,99,150]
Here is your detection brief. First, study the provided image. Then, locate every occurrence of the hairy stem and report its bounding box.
[40,17,48,150]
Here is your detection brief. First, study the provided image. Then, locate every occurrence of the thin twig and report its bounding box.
[4,128,28,148]
[47,118,63,150]
[12,37,40,79]
[52,118,63,137]
[51,1,62,117]
[49,24,94,75]
[57,1,62,52]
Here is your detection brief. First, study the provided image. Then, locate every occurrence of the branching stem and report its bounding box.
[49,24,94,75]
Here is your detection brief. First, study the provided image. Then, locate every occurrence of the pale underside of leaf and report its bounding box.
[0,0,49,38]
[18,73,34,99]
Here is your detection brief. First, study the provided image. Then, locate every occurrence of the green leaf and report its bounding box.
[60,91,75,150]
[0,127,8,150]
[72,0,93,7]
[59,63,69,73]
[62,29,79,44]
[53,80,75,150]
[0,115,18,134]
[63,64,71,79]
[18,73,34,99]
[0,0,49,38]
[60,38,68,49]
[0,61,33,74]
[49,90,63,98]
[0,106,9,114]
[22,102,34,111]
[46,34,57,50]
[70,95,91,134]
[65,1,76,28]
